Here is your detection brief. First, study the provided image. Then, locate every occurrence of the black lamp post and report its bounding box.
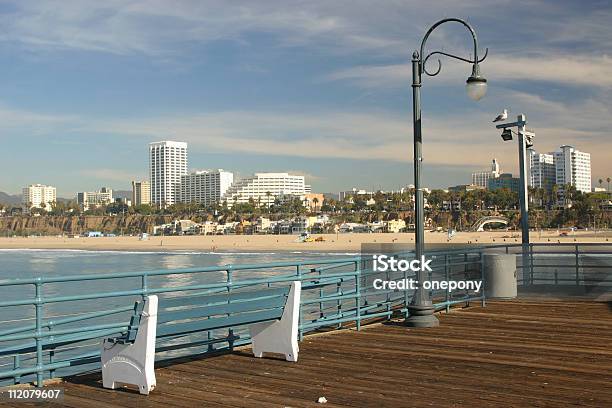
[406,18,488,327]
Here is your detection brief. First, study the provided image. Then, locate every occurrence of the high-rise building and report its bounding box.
[22,184,56,212]
[131,180,151,207]
[179,169,234,206]
[554,145,591,194]
[222,173,306,207]
[149,141,188,207]
[77,187,113,211]
[528,149,556,193]
[471,158,500,188]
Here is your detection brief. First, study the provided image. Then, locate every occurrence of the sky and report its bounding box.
[0,0,611,197]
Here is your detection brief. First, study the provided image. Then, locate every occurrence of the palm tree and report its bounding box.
[312,197,319,213]
[265,191,272,213]
[599,179,603,190]
[608,177,611,192]
[550,185,559,210]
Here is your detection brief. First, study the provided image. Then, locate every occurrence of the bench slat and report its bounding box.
[157,308,283,338]
[158,295,286,325]
[0,328,124,356]
[159,286,289,309]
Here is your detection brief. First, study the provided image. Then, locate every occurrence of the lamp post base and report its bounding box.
[405,302,440,328]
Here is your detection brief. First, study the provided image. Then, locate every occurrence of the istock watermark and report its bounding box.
[372,254,432,272]
[372,278,482,293]
[369,253,482,293]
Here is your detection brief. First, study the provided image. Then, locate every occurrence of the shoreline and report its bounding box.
[0,231,609,252]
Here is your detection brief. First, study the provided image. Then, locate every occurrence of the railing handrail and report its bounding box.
[0,271,360,308]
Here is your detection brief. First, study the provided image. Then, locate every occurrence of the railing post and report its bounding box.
[480,252,486,307]
[464,253,470,307]
[445,254,450,313]
[361,257,368,308]
[141,274,148,299]
[35,280,44,387]
[336,270,342,330]
[575,244,580,286]
[297,264,304,340]
[318,268,324,319]
[48,320,55,379]
[355,261,361,331]
[49,349,55,379]
[227,267,234,348]
[386,256,391,319]
[403,253,409,319]
[529,243,534,285]
[13,354,20,384]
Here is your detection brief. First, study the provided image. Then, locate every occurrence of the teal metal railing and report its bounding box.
[0,249,488,387]
[477,243,612,286]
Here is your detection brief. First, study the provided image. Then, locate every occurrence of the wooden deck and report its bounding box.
[6,299,612,407]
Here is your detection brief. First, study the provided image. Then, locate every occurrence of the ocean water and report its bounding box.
[0,248,357,280]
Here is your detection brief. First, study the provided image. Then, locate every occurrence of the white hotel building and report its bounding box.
[554,145,591,194]
[22,184,56,212]
[180,169,234,206]
[149,141,188,207]
[222,173,306,207]
[77,187,113,211]
[528,150,556,193]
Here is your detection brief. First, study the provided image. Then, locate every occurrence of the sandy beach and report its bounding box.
[0,231,610,252]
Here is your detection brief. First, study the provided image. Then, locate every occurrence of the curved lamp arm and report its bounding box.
[418,18,488,77]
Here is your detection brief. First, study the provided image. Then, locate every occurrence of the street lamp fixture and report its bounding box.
[406,18,488,328]
[466,64,488,101]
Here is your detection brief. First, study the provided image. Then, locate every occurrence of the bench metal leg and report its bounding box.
[250,281,301,362]
[101,295,158,395]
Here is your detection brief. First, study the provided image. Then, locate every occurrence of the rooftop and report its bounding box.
[48,299,612,407]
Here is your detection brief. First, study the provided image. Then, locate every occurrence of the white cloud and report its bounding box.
[0,0,412,56]
[325,54,612,89]
[4,0,609,59]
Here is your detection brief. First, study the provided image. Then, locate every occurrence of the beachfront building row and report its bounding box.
[22,184,56,212]
[147,141,314,208]
[77,187,113,211]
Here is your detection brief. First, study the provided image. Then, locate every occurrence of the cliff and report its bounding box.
[0,215,177,235]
